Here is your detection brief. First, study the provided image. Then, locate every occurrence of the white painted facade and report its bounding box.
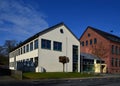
[9,23,80,72]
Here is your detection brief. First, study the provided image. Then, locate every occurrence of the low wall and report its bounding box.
[11,70,22,80]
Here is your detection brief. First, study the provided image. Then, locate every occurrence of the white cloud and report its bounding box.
[0,0,48,42]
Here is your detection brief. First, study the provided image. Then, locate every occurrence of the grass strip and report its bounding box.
[23,72,100,79]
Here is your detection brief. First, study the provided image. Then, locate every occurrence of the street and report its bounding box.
[0,77,120,86]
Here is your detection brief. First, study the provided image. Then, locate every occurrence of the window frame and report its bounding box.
[34,39,38,49]
[30,42,33,51]
[90,39,92,45]
[53,41,62,51]
[41,39,51,50]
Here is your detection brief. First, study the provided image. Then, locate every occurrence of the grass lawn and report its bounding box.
[23,72,100,79]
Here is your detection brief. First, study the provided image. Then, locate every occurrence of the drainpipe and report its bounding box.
[66,37,68,72]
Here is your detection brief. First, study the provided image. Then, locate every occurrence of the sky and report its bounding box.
[0,0,120,45]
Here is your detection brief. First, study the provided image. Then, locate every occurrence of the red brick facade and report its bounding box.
[80,26,120,73]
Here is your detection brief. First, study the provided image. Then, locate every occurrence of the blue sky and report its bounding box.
[0,0,120,45]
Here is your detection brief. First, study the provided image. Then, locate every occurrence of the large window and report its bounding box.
[18,49,20,55]
[34,57,38,67]
[73,45,78,72]
[86,40,88,46]
[115,46,118,55]
[94,38,97,44]
[115,58,118,67]
[34,39,38,49]
[119,59,120,67]
[53,41,62,51]
[111,45,115,54]
[90,39,92,45]
[30,42,33,51]
[81,41,84,46]
[111,58,114,67]
[23,46,25,53]
[26,44,29,52]
[41,39,51,49]
[21,48,22,54]
[119,47,120,55]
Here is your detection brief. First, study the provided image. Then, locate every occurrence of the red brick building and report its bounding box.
[80,26,120,73]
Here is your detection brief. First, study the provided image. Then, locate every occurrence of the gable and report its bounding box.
[10,22,79,52]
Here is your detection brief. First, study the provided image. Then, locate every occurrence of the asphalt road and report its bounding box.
[0,77,120,86]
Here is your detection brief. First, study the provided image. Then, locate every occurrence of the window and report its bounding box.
[34,39,38,49]
[115,58,118,67]
[112,45,114,54]
[94,38,97,44]
[16,50,18,56]
[18,49,20,55]
[30,42,33,51]
[60,29,64,33]
[73,45,78,72]
[41,39,51,49]
[34,57,38,67]
[81,41,84,46]
[9,62,14,67]
[90,39,92,45]
[115,46,118,55]
[86,40,88,46]
[53,41,62,51]
[21,48,22,54]
[26,44,29,52]
[88,33,91,37]
[119,47,120,55]
[111,58,114,67]
[30,58,33,62]
[119,59,120,67]
[23,46,25,53]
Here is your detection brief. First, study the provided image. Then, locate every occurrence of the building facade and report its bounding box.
[9,23,80,72]
[80,26,120,73]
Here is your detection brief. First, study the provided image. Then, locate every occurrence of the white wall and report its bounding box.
[38,25,80,72]
[16,49,38,61]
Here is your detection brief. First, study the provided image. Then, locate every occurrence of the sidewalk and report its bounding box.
[0,76,15,81]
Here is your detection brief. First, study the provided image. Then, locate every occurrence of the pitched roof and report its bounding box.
[88,26,120,43]
[80,26,120,43]
[10,22,79,52]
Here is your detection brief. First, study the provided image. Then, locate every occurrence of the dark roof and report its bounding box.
[88,26,120,43]
[10,22,79,52]
[80,52,101,60]
[80,26,120,43]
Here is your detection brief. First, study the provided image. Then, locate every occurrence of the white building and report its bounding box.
[9,23,80,72]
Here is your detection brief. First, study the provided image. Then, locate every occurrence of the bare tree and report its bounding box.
[59,56,69,72]
[0,40,17,65]
[4,40,17,53]
[91,42,108,73]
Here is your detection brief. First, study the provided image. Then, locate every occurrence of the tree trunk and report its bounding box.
[63,63,65,72]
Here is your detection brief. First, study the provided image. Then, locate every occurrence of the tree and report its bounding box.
[91,42,108,73]
[59,56,69,72]
[0,46,8,65]
[0,40,17,65]
[4,40,17,54]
